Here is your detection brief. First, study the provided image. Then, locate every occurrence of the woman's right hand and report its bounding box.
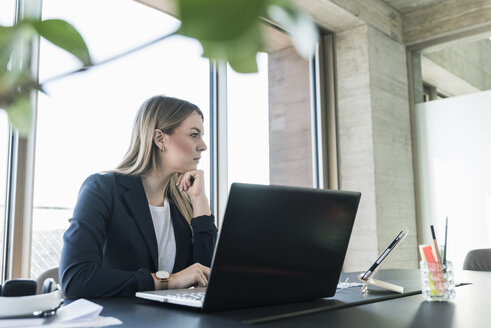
[165,263,211,290]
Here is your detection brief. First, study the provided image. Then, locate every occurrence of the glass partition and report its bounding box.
[412,36,491,269]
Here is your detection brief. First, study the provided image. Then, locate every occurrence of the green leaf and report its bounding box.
[0,26,13,64]
[0,70,18,96]
[0,24,29,72]
[175,0,317,72]
[200,29,261,73]
[202,21,263,56]
[177,0,265,73]
[266,3,319,59]
[0,25,16,48]
[6,95,31,136]
[33,19,91,66]
[177,0,267,41]
[201,38,259,73]
[228,53,258,73]
[1,18,89,134]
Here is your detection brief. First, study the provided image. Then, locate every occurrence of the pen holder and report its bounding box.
[420,260,455,302]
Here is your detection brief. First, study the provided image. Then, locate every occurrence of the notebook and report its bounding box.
[136,182,361,311]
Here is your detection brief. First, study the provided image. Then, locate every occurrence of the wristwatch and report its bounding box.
[155,270,170,290]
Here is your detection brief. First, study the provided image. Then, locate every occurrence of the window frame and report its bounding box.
[3,0,42,280]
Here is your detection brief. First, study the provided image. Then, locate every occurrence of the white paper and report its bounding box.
[48,299,103,323]
[46,299,122,327]
[0,318,45,328]
[46,316,122,328]
[0,299,122,328]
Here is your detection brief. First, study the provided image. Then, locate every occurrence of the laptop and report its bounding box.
[136,183,361,311]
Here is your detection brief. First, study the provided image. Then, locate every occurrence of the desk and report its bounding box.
[88,269,491,327]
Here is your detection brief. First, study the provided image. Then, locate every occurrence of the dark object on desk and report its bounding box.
[463,248,491,271]
[137,182,361,311]
[1,279,37,296]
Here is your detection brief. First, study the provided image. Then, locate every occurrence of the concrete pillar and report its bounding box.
[337,24,418,271]
[411,52,424,104]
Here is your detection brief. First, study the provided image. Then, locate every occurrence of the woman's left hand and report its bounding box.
[176,170,211,217]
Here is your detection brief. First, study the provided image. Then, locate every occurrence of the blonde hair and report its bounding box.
[115,95,204,222]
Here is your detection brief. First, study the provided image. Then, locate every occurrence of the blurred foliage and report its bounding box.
[0,18,91,135]
[176,0,318,73]
[0,0,317,135]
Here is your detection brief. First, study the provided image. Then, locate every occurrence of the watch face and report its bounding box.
[156,271,170,280]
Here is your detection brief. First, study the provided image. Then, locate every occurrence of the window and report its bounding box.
[226,25,313,189]
[5,0,328,278]
[0,112,9,279]
[423,83,448,102]
[0,0,16,281]
[227,54,270,186]
[31,0,209,278]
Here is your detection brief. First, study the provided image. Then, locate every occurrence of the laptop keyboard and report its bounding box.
[166,290,205,302]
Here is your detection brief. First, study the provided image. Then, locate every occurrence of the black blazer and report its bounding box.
[59,172,218,298]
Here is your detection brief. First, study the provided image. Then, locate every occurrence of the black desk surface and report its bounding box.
[86,269,491,327]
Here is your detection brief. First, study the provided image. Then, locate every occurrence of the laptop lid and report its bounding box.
[202,183,361,311]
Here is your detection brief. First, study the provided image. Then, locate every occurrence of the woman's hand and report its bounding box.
[176,170,211,217]
[153,263,211,290]
[176,170,205,198]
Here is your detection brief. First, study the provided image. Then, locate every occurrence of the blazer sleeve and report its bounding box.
[190,215,218,267]
[59,174,154,298]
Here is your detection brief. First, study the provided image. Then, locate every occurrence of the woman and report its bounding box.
[59,96,218,298]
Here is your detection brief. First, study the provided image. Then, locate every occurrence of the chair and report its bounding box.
[463,249,491,271]
[36,266,60,294]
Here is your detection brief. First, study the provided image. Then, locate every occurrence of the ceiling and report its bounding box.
[381,0,447,13]
[137,0,491,48]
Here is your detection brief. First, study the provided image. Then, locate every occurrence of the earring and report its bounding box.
[161,146,166,152]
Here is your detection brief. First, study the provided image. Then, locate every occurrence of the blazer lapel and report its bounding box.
[119,174,159,271]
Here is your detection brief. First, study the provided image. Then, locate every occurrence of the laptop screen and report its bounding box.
[203,183,361,311]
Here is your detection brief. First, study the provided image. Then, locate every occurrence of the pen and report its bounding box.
[361,230,406,280]
[443,217,448,265]
[430,225,442,263]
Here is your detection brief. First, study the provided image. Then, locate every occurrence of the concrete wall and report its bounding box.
[266,25,419,271]
[368,26,418,269]
[337,24,418,271]
[424,40,491,92]
[268,1,421,271]
[402,0,491,45]
[336,25,379,270]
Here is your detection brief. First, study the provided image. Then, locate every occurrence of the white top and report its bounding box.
[149,198,176,273]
